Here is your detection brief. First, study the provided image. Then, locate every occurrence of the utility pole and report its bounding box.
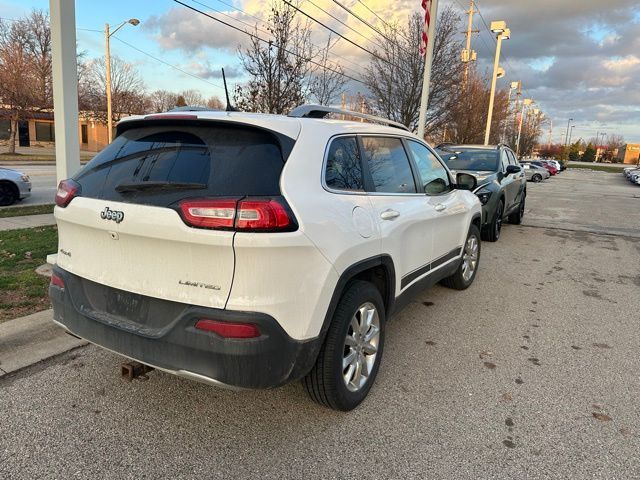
[461,0,478,89]
[547,119,553,149]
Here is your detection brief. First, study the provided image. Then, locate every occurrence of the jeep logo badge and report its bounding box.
[101,207,124,224]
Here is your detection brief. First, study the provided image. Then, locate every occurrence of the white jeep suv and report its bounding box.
[50,106,482,410]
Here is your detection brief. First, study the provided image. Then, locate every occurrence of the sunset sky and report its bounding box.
[1,0,639,142]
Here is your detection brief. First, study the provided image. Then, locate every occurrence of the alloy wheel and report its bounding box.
[495,203,503,238]
[342,302,380,392]
[461,234,479,282]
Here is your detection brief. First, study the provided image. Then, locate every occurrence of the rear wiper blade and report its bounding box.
[115,181,207,193]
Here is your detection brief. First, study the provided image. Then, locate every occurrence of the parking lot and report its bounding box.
[1,169,639,479]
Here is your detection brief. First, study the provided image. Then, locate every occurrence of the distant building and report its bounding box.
[617,144,640,164]
[0,109,129,152]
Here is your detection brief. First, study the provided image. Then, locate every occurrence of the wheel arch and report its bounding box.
[320,255,395,340]
[0,180,19,204]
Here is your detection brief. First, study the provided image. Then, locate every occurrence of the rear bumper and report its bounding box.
[49,266,321,389]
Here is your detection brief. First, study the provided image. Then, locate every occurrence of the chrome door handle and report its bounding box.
[435,204,447,212]
[380,209,400,220]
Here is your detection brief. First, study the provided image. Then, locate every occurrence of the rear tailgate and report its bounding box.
[55,119,295,312]
[55,198,234,308]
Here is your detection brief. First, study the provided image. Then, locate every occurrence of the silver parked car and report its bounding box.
[0,167,32,206]
[521,163,550,182]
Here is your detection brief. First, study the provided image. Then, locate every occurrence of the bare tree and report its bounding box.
[235,1,314,114]
[25,10,52,109]
[80,55,147,122]
[0,20,37,153]
[363,7,463,135]
[207,96,224,109]
[179,89,206,107]
[148,89,178,112]
[446,67,509,145]
[308,36,346,105]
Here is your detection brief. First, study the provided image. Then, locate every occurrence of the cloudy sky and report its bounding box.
[1,0,639,142]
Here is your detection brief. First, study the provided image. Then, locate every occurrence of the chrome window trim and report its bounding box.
[321,132,433,197]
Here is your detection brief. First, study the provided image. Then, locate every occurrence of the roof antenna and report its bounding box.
[222,68,237,112]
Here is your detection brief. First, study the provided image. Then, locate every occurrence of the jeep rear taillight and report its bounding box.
[236,199,291,230]
[178,198,295,232]
[55,179,81,208]
[179,199,237,229]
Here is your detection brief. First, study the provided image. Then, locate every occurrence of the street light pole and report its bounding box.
[564,118,573,146]
[105,23,112,143]
[484,21,510,145]
[515,98,532,158]
[568,124,575,145]
[105,18,140,143]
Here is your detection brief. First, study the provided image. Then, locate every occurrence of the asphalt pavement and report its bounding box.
[1,169,639,479]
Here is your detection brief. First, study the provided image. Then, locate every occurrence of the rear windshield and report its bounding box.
[74,123,287,206]
[436,148,498,172]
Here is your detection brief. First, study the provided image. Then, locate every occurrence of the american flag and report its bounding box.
[419,0,432,56]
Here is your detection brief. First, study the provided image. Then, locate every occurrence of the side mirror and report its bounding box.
[456,172,477,191]
[506,165,521,175]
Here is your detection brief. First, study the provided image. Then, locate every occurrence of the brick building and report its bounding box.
[617,144,640,164]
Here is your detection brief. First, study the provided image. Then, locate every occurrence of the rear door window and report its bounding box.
[325,136,363,191]
[361,136,416,194]
[74,123,287,206]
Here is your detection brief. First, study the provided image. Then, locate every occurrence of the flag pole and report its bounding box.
[417,0,439,139]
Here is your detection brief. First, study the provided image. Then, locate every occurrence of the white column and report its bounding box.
[50,0,80,183]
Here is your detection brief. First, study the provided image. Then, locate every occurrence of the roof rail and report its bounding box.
[288,104,410,132]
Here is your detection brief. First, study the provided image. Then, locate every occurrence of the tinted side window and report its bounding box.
[325,136,363,191]
[506,149,518,165]
[407,140,450,195]
[500,150,509,171]
[361,137,416,194]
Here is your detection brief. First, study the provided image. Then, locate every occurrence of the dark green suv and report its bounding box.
[436,144,526,241]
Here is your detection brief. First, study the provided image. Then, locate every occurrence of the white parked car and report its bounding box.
[520,162,550,182]
[49,105,482,410]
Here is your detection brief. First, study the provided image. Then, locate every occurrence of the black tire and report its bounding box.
[0,181,19,206]
[483,199,503,242]
[303,280,385,411]
[441,224,481,290]
[532,173,542,183]
[508,193,525,224]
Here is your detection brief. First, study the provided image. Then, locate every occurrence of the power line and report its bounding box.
[189,0,272,38]
[306,0,378,47]
[191,0,370,76]
[330,0,410,53]
[353,0,412,43]
[181,0,370,81]
[281,0,413,78]
[354,0,392,31]
[171,0,367,86]
[111,36,226,91]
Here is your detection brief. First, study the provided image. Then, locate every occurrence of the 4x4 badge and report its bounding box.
[101,207,124,223]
